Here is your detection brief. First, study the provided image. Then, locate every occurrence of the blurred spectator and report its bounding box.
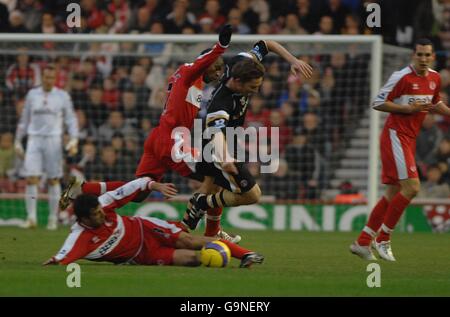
[129,5,152,33]
[236,0,260,33]
[75,109,98,145]
[292,0,320,34]
[138,22,173,66]
[8,10,28,32]
[250,0,270,23]
[245,94,271,129]
[5,47,41,99]
[285,133,322,199]
[227,7,251,34]
[70,73,89,110]
[98,111,137,145]
[321,0,351,33]
[85,145,132,181]
[124,64,151,106]
[268,110,292,154]
[279,100,300,129]
[314,15,335,34]
[0,2,9,32]
[164,0,197,33]
[106,0,131,33]
[341,13,362,35]
[16,0,42,32]
[80,0,105,30]
[119,89,143,128]
[334,180,366,203]
[416,114,443,173]
[417,164,450,198]
[281,13,306,34]
[102,76,120,110]
[198,0,226,32]
[262,158,300,200]
[83,85,108,127]
[0,132,15,178]
[297,112,330,158]
[75,142,97,178]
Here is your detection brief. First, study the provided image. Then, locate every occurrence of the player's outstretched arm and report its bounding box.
[264,40,313,78]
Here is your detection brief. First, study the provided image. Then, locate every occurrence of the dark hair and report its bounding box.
[231,58,265,82]
[73,194,99,220]
[414,38,434,52]
[43,64,56,73]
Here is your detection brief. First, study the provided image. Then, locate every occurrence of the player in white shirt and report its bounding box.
[15,65,79,230]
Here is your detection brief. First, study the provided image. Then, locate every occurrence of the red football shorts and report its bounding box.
[135,127,197,180]
[380,127,418,184]
[134,216,183,265]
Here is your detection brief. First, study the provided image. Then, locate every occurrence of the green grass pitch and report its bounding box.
[0,227,449,296]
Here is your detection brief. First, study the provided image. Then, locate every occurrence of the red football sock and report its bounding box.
[219,239,250,259]
[205,207,223,237]
[376,192,410,242]
[82,181,126,196]
[357,196,389,246]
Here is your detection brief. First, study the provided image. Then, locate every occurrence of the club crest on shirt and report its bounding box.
[429,81,436,90]
[410,166,417,173]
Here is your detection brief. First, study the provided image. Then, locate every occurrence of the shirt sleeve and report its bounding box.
[15,92,32,141]
[182,42,226,85]
[372,70,405,107]
[98,177,154,211]
[205,90,233,133]
[54,229,93,265]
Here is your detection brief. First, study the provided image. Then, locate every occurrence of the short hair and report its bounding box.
[231,58,265,82]
[414,38,434,52]
[73,194,99,220]
[43,64,56,73]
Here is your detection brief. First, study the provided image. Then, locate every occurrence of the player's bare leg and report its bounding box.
[47,178,61,230]
[21,176,39,229]
[374,178,420,261]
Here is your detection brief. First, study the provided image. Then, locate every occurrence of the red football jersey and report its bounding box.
[158,42,226,132]
[373,65,441,138]
[54,178,153,265]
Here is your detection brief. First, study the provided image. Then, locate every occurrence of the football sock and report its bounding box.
[357,196,389,246]
[219,239,249,259]
[48,183,61,222]
[376,192,410,242]
[25,184,38,222]
[82,181,125,196]
[205,207,223,236]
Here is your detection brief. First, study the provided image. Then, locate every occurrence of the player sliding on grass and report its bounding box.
[45,177,264,267]
[60,24,241,243]
[350,38,450,261]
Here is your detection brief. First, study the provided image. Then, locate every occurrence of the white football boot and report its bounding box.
[19,219,37,229]
[46,218,58,231]
[215,229,242,244]
[350,241,377,260]
[373,240,396,261]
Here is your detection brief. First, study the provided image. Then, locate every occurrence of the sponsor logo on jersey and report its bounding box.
[412,83,419,90]
[429,81,436,90]
[92,236,100,243]
[410,166,417,173]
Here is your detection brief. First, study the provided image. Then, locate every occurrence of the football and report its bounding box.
[200,241,231,268]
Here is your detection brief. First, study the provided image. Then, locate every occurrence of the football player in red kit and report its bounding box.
[350,38,450,261]
[60,25,240,242]
[45,177,264,267]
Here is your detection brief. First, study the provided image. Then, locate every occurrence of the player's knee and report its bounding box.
[402,181,420,198]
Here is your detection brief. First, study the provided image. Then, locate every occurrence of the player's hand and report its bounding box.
[65,138,78,157]
[42,257,58,266]
[14,140,24,159]
[218,24,232,47]
[290,59,313,79]
[408,101,433,113]
[222,162,238,175]
[152,182,178,199]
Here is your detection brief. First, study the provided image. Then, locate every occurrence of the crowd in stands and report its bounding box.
[0,0,450,200]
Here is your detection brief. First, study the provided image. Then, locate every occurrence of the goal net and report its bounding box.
[0,34,383,224]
